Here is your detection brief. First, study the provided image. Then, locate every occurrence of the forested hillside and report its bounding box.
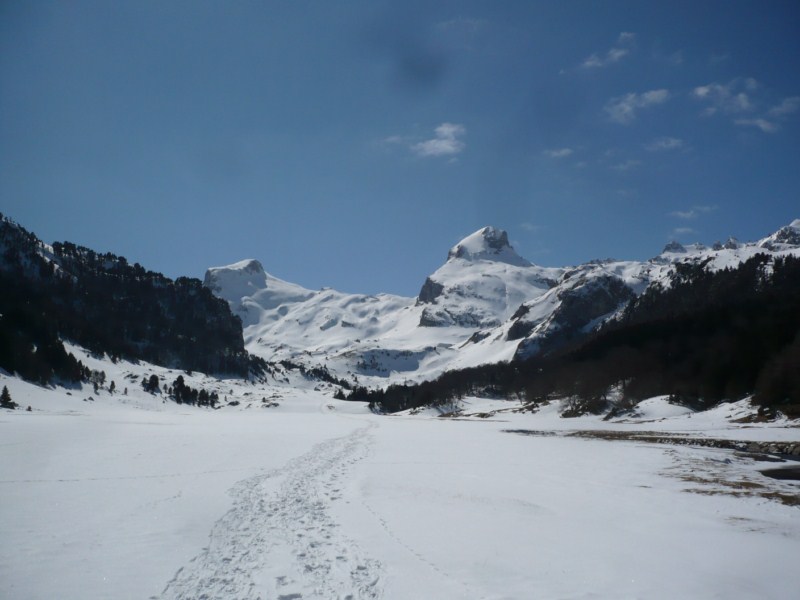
[0,214,249,383]
[357,254,800,417]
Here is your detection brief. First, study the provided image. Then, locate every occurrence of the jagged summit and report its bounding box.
[760,219,800,249]
[661,241,686,254]
[447,226,531,267]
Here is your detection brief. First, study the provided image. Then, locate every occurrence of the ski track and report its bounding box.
[156,421,382,600]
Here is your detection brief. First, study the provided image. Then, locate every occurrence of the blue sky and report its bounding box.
[2,1,799,296]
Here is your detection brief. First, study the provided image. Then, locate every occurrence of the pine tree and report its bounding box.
[1,386,16,409]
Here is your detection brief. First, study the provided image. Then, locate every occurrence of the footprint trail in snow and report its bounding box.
[157,422,381,600]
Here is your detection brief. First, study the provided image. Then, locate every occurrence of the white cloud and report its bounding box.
[411,123,466,157]
[611,159,641,171]
[645,137,684,152]
[383,135,406,145]
[669,205,716,220]
[520,222,542,232]
[581,32,634,69]
[605,89,670,124]
[543,148,573,158]
[693,80,799,133]
[767,96,800,117]
[734,118,778,133]
[693,78,758,115]
[583,48,629,69]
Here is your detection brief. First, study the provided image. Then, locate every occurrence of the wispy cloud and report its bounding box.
[543,148,573,158]
[693,78,758,116]
[669,205,716,220]
[734,118,778,133]
[644,137,684,152]
[411,123,466,158]
[520,222,542,232]
[767,96,800,117]
[731,96,800,133]
[611,159,641,171]
[581,32,635,69]
[708,53,729,66]
[695,80,799,133]
[668,50,684,66]
[605,89,670,124]
[437,17,486,34]
[583,48,629,69]
[672,227,697,236]
[436,16,487,50]
[383,135,406,145]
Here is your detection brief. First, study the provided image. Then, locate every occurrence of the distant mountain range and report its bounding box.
[205,220,800,390]
[3,212,799,415]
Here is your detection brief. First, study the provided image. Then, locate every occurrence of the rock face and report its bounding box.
[417,277,445,304]
[662,241,686,254]
[511,272,636,358]
[724,237,740,250]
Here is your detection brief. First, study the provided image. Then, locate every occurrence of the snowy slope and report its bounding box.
[204,259,316,328]
[205,221,800,387]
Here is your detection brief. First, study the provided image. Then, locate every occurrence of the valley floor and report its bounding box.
[1,384,799,599]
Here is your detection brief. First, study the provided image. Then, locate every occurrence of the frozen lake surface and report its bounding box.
[1,380,799,600]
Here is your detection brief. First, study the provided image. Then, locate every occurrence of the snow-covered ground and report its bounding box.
[2,360,799,599]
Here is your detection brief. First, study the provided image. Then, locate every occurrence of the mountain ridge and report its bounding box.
[205,221,800,388]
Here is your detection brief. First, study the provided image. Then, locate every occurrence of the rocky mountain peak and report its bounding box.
[446,226,530,266]
[758,219,800,250]
[661,241,686,254]
[203,259,268,297]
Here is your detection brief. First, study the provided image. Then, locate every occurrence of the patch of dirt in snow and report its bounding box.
[156,423,382,600]
[660,447,800,509]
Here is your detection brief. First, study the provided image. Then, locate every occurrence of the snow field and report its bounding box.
[2,372,799,600]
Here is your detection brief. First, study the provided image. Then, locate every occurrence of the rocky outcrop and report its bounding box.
[662,241,686,254]
[512,274,635,358]
[417,277,445,304]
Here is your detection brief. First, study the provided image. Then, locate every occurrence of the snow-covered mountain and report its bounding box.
[203,227,561,385]
[416,226,561,328]
[205,221,800,387]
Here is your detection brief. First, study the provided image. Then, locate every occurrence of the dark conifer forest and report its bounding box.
[0,214,249,384]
